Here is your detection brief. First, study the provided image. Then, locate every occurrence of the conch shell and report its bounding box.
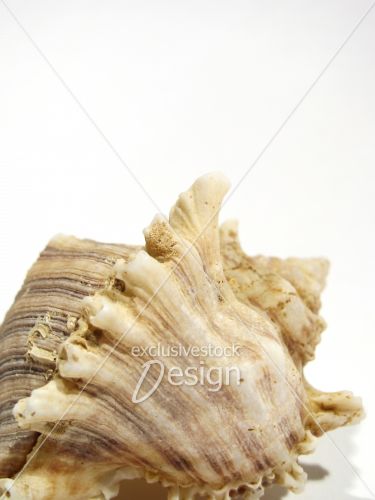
[0,173,363,499]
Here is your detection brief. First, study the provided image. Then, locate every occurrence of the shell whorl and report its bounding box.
[0,237,138,479]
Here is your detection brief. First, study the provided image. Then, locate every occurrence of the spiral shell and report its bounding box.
[0,173,363,499]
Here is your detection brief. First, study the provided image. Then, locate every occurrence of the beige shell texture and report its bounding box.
[0,173,364,500]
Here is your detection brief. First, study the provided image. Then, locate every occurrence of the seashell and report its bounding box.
[0,173,364,500]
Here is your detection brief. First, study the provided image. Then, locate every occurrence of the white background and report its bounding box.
[0,1,374,499]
